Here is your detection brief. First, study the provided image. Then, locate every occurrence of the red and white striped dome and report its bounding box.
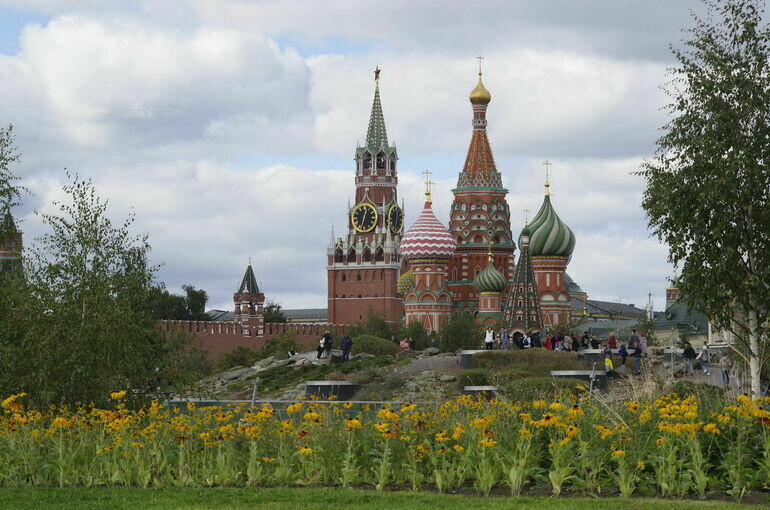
[400,201,456,260]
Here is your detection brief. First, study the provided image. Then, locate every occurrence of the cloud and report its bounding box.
[0,4,683,314]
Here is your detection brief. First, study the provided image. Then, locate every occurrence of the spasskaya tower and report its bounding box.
[327,68,404,324]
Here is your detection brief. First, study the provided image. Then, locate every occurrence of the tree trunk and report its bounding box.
[748,308,761,399]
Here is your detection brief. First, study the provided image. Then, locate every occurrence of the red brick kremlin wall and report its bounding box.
[158,321,348,359]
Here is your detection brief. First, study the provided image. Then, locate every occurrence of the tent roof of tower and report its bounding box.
[400,201,456,259]
[358,78,396,157]
[237,263,260,295]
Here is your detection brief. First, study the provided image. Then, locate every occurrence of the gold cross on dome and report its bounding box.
[523,208,530,224]
[476,55,485,75]
[422,169,434,202]
[543,160,552,196]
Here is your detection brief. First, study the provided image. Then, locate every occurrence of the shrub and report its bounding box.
[439,313,483,352]
[351,334,399,356]
[503,377,584,402]
[458,369,491,387]
[218,346,260,371]
[348,312,395,339]
[255,332,297,361]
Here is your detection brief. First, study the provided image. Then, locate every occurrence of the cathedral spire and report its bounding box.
[457,59,502,189]
[365,66,388,151]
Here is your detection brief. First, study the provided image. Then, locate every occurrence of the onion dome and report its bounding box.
[474,258,507,294]
[525,195,575,258]
[397,270,413,295]
[469,74,491,105]
[400,201,456,260]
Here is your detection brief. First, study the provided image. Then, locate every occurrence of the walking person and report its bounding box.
[618,344,628,367]
[590,335,600,349]
[581,332,590,350]
[639,333,649,357]
[322,331,333,359]
[562,335,573,352]
[316,336,325,359]
[718,354,733,387]
[604,352,615,377]
[484,327,494,350]
[500,329,510,350]
[682,341,696,376]
[340,335,353,362]
[696,345,711,376]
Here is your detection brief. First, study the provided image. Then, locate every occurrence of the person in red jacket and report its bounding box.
[544,335,553,350]
[608,335,618,350]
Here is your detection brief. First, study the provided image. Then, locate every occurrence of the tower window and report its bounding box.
[341,274,346,282]
[357,273,362,281]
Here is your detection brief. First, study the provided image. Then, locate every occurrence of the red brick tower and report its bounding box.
[527,171,575,330]
[327,68,404,324]
[447,65,515,313]
[233,261,265,337]
[400,183,457,333]
[0,207,22,274]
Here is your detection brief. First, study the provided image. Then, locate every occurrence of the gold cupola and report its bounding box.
[469,72,491,105]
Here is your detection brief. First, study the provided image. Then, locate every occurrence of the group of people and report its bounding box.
[681,341,740,388]
[314,331,354,362]
[602,329,649,376]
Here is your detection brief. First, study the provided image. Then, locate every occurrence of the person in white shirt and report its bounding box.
[484,327,495,350]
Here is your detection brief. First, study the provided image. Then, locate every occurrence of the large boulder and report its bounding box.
[424,347,441,356]
[221,367,254,382]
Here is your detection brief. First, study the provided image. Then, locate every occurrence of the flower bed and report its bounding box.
[1,391,769,502]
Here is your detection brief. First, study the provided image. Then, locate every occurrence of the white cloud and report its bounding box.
[0,4,681,313]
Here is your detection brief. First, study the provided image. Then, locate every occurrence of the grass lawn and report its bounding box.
[0,488,760,510]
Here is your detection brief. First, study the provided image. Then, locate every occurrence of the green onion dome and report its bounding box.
[524,195,575,258]
[474,259,507,294]
[397,270,413,296]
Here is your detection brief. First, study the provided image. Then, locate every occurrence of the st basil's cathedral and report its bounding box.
[327,66,577,334]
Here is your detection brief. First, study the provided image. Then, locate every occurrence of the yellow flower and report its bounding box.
[470,416,493,429]
[638,409,652,424]
[533,400,547,409]
[565,425,579,437]
[343,402,354,409]
[435,431,451,443]
[416,444,430,454]
[596,425,613,440]
[262,457,277,463]
[612,449,625,458]
[549,402,564,412]
[131,442,145,448]
[703,423,721,435]
[377,408,400,421]
[453,445,464,452]
[567,405,584,418]
[716,413,731,424]
[655,437,665,446]
[575,384,587,391]
[636,461,646,470]
[557,437,571,447]
[303,411,324,424]
[1,393,27,412]
[624,401,640,413]
[51,417,72,429]
[198,432,211,442]
[477,437,497,448]
[400,403,417,413]
[110,391,127,400]
[451,424,465,440]
[344,418,362,431]
[297,447,314,456]
[518,428,532,440]
[286,402,303,414]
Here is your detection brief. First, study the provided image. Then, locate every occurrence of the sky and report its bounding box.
[0,0,705,312]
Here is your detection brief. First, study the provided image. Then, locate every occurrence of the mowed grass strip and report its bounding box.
[0,488,760,510]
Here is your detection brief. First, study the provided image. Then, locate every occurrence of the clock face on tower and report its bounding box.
[387,204,403,233]
[351,203,378,232]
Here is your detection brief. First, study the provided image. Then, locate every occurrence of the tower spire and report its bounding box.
[366,66,388,151]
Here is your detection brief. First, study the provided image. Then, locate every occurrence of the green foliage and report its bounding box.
[218,333,298,371]
[348,311,394,340]
[439,313,483,352]
[162,329,213,393]
[639,0,770,394]
[0,125,26,212]
[351,334,399,356]
[0,173,169,408]
[458,369,490,387]
[218,346,261,371]
[398,321,430,350]
[472,350,586,375]
[263,301,287,323]
[150,284,210,321]
[502,377,584,402]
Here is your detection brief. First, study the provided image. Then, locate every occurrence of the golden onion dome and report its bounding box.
[469,74,491,105]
